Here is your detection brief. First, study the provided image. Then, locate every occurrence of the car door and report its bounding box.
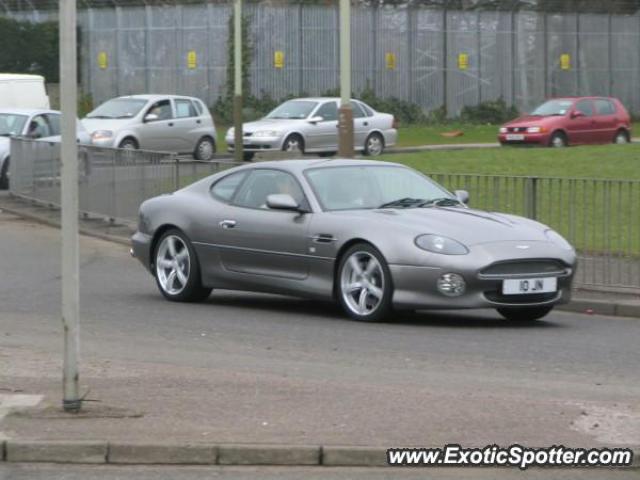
[305,101,339,151]
[24,114,53,139]
[138,99,176,151]
[215,168,311,280]
[352,101,370,149]
[566,99,596,145]
[172,98,201,151]
[593,98,618,143]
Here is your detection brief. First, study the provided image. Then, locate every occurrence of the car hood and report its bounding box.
[335,207,549,246]
[81,118,134,134]
[241,118,306,133]
[503,115,566,128]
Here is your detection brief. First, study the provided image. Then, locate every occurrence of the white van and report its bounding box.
[0,74,50,110]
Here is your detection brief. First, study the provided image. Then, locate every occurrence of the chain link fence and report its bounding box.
[8,138,640,290]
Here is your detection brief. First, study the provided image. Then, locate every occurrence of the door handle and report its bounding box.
[168,122,174,127]
[219,220,237,229]
[363,122,369,126]
[196,120,201,124]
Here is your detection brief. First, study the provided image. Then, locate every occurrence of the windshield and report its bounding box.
[86,98,148,119]
[266,101,318,120]
[306,166,454,211]
[0,113,28,136]
[530,99,574,116]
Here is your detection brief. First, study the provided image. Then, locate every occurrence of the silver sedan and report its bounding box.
[226,97,398,161]
[132,159,576,323]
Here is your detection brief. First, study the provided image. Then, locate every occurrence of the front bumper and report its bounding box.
[131,231,153,274]
[498,133,549,146]
[390,241,575,310]
[226,134,283,153]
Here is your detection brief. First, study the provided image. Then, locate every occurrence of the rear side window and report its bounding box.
[575,100,594,117]
[175,99,198,118]
[352,102,366,119]
[595,99,616,115]
[194,100,205,116]
[359,102,375,117]
[210,171,248,203]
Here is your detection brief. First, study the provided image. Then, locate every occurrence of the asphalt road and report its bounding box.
[0,210,639,449]
[1,464,638,480]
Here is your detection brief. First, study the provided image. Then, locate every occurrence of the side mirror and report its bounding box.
[307,116,323,124]
[571,110,585,119]
[455,190,469,205]
[144,113,159,123]
[266,193,302,212]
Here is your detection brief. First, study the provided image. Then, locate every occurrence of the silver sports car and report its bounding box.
[226,98,398,161]
[132,159,576,322]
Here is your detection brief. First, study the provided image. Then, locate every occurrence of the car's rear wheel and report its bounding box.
[614,129,630,144]
[243,152,255,162]
[283,134,304,154]
[337,243,392,322]
[194,137,215,161]
[363,132,385,156]
[0,158,9,190]
[119,137,139,150]
[549,131,567,148]
[496,306,553,322]
[154,229,211,303]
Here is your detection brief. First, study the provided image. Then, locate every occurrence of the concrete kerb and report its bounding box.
[1,441,638,468]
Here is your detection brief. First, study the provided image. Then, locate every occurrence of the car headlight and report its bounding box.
[415,234,469,255]
[252,130,278,138]
[526,126,545,133]
[499,127,508,134]
[91,130,113,141]
[226,128,235,137]
[545,229,573,251]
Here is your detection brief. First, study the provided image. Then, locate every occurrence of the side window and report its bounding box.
[359,102,375,117]
[594,99,615,116]
[26,115,51,138]
[575,100,594,117]
[194,100,205,116]
[210,171,248,203]
[233,169,306,210]
[315,102,338,122]
[352,102,366,119]
[175,99,197,119]
[46,113,61,136]
[146,99,173,121]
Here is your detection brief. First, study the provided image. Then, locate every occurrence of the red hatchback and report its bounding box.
[498,97,631,147]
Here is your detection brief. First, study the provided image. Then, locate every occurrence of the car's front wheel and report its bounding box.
[194,137,215,161]
[119,138,139,150]
[337,243,392,322]
[0,157,9,190]
[548,131,567,148]
[154,229,212,302]
[497,306,553,322]
[282,134,304,154]
[614,129,630,144]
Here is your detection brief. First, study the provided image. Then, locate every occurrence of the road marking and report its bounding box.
[0,394,43,440]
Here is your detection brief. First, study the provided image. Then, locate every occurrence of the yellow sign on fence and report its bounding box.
[385,52,396,70]
[458,53,468,70]
[98,51,108,70]
[187,50,197,69]
[560,53,571,70]
[274,51,285,69]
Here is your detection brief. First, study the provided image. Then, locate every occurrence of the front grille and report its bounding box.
[484,291,559,305]
[508,127,526,133]
[244,132,253,137]
[479,260,568,279]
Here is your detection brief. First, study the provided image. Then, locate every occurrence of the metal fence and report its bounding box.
[5,5,640,117]
[8,139,640,290]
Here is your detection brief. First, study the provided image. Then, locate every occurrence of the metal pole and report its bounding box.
[338,0,354,158]
[233,0,244,163]
[60,0,81,413]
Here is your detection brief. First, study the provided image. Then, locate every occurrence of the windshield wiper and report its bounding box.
[86,115,112,119]
[378,198,427,209]
[0,133,12,137]
[418,197,462,208]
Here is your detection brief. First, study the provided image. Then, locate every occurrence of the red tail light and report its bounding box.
[392,116,399,129]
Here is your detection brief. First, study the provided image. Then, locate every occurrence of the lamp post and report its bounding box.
[338,0,354,158]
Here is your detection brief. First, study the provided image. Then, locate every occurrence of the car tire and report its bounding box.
[119,138,139,150]
[243,152,255,162]
[336,243,393,322]
[0,158,9,190]
[318,152,336,158]
[496,306,553,322]
[154,229,212,303]
[548,131,567,148]
[363,132,385,156]
[613,129,630,144]
[282,134,304,154]
[194,137,216,161]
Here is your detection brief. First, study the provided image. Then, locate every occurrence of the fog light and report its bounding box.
[437,273,466,297]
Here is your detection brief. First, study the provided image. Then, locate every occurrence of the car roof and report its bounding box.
[0,108,58,116]
[283,97,365,103]
[244,158,404,173]
[114,94,203,102]
[0,73,45,81]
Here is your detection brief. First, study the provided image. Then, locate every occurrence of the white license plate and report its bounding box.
[506,134,525,141]
[502,277,557,295]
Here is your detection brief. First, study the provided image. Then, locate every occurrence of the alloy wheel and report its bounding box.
[156,235,191,295]
[340,251,385,316]
[366,135,384,156]
[197,139,214,160]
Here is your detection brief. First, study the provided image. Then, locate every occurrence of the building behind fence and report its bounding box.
[4,3,640,117]
[9,138,640,291]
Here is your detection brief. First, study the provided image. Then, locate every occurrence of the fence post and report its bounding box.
[526,176,538,220]
[174,154,180,191]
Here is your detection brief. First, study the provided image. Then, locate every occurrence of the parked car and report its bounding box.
[131,159,576,323]
[0,108,90,189]
[0,74,50,110]
[82,95,217,160]
[499,97,631,147]
[226,97,398,161]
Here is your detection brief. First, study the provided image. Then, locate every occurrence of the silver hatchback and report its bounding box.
[82,95,217,160]
[226,97,398,161]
